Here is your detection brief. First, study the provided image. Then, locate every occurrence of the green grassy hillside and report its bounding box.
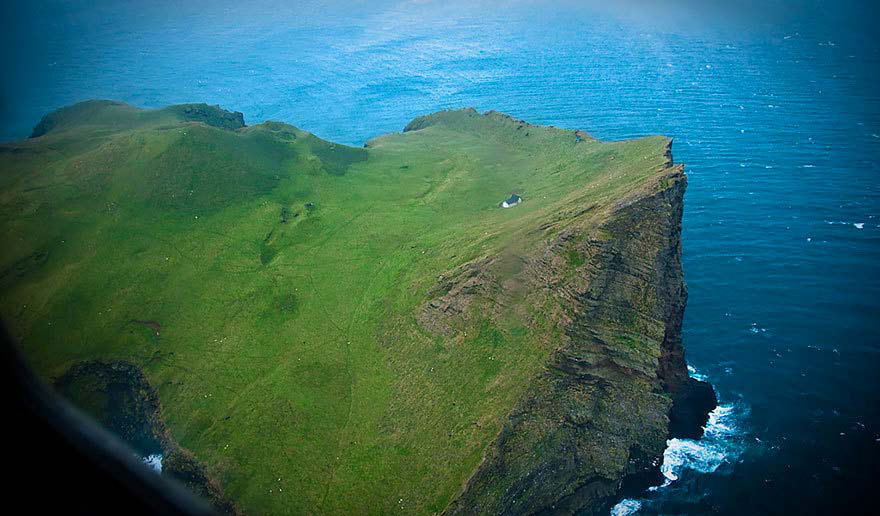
[0,102,675,513]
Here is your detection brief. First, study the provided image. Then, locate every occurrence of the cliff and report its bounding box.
[0,103,713,514]
[443,152,715,515]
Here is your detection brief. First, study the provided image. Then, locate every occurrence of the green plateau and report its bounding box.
[0,100,712,514]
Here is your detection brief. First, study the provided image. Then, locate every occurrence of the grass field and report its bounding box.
[0,101,673,513]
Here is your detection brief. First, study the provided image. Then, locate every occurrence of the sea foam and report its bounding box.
[610,498,642,516]
[609,368,748,514]
[142,453,163,473]
[660,403,743,484]
[686,364,708,382]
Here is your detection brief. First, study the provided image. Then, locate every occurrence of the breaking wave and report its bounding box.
[610,368,749,514]
[142,453,163,473]
[659,402,746,484]
[686,364,707,382]
[610,498,642,516]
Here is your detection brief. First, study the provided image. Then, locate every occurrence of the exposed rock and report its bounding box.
[668,378,717,440]
[418,259,492,335]
[172,104,245,130]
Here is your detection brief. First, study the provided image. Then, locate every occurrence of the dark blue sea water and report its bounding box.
[3,1,879,514]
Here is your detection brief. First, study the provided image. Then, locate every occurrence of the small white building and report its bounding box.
[501,194,522,208]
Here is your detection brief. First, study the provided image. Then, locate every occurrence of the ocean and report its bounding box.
[2,1,878,513]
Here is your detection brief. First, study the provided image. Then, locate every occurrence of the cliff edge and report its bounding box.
[442,148,715,514]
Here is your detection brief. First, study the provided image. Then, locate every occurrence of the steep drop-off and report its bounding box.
[443,152,715,515]
[0,102,713,514]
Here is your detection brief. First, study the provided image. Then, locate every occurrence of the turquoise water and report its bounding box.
[3,1,879,513]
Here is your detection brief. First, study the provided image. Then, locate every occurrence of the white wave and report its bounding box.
[658,401,746,491]
[687,364,708,382]
[610,498,642,516]
[687,364,710,381]
[608,369,749,515]
[661,404,740,482]
[854,223,864,229]
[142,453,163,473]
[748,323,768,335]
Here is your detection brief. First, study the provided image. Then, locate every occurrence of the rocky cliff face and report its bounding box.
[445,157,715,515]
[54,361,235,514]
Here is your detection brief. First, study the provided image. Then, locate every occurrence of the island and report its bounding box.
[0,101,715,514]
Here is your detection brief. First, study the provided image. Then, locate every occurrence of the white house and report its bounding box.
[501,194,522,208]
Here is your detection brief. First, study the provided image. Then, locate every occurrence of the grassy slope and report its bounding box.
[0,102,672,514]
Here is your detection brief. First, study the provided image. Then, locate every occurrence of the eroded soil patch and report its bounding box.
[131,320,161,336]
